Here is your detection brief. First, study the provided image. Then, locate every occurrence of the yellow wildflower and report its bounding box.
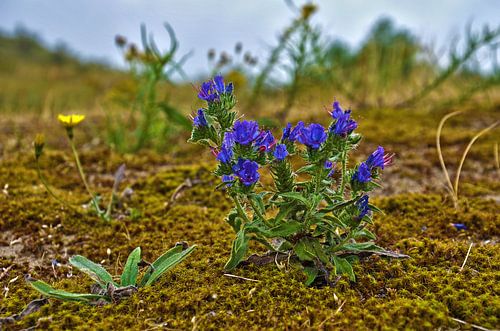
[57,114,86,128]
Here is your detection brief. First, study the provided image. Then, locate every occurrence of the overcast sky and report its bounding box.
[1,0,498,77]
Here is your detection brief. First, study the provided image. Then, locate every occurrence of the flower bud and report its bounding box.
[34,134,45,159]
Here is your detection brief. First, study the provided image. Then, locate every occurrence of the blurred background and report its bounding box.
[0,0,498,154]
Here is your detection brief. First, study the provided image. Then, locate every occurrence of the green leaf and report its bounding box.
[294,238,330,264]
[28,279,108,303]
[293,239,315,262]
[158,102,192,130]
[303,267,319,286]
[120,247,142,287]
[355,229,377,240]
[259,221,303,238]
[69,255,117,289]
[368,203,384,214]
[295,164,317,174]
[332,256,356,281]
[248,193,265,215]
[279,192,310,207]
[143,245,196,286]
[224,229,249,271]
[341,242,383,252]
[273,203,295,223]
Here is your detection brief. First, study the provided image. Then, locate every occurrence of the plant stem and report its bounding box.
[36,161,78,212]
[339,144,348,197]
[232,195,251,224]
[247,196,272,227]
[69,139,102,215]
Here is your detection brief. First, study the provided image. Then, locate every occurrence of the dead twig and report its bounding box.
[223,273,259,282]
[460,242,473,272]
[450,317,493,331]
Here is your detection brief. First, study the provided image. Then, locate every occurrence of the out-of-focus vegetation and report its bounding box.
[241,4,500,115]
[0,27,123,114]
[106,24,192,152]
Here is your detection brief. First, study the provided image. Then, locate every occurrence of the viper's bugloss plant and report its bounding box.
[190,76,403,285]
[27,243,196,304]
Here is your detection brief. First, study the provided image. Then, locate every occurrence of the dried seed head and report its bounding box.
[115,35,127,48]
[301,3,318,20]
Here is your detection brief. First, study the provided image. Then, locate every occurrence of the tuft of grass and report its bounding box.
[436,111,498,208]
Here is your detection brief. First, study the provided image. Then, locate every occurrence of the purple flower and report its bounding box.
[282,123,292,141]
[222,175,234,187]
[451,223,467,231]
[274,144,288,160]
[216,132,234,164]
[296,123,327,149]
[232,158,260,186]
[352,162,371,183]
[331,102,357,136]
[355,195,371,219]
[365,146,384,169]
[331,100,344,119]
[233,120,260,145]
[193,109,208,127]
[198,80,219,103]
[213,74,233,94]
[324,160,333,169]
[198,75,233,103]
[289,121,304,142]
[255,130,275,152]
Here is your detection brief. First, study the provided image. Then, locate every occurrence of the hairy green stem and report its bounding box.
[339,146,348,197]
[232,195,251,224]
[247,196,272,227]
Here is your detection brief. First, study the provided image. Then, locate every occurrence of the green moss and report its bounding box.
[1,106,499,330]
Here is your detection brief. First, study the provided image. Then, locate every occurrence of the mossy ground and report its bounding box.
[0,98,499,330]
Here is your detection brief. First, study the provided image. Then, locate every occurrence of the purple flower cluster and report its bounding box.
[285,121,327,149]
[198,75,233,103]
[233,120,260,145]
[352,146,393,184]
[274,144,288,160]
[255,130,276,152]
[215,120,289,186]
[193,109,208,127]
[355,195,371,219]
[216,132,234,164]
[232,158,260,186]
[330,101,357,137]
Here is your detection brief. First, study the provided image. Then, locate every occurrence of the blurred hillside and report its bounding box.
[0,28,124,113]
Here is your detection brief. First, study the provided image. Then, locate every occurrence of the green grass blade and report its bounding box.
[28,279,108,303]
[69,255,117,289]
[139,245,183,287]
[144,245,196,286]
[224,229,249,271]
[120,247,142,287]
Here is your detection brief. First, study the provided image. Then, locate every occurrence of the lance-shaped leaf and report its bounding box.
[143,245,196,286]
[279,192,311,208]
[120,247,142,287]
[69,255,117,289]
[294,237,329,264]
[332,256,355,281]
[224,229,249,271]
[28,279,108,303]
[258,220,303,238]
[303,266,319,286]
